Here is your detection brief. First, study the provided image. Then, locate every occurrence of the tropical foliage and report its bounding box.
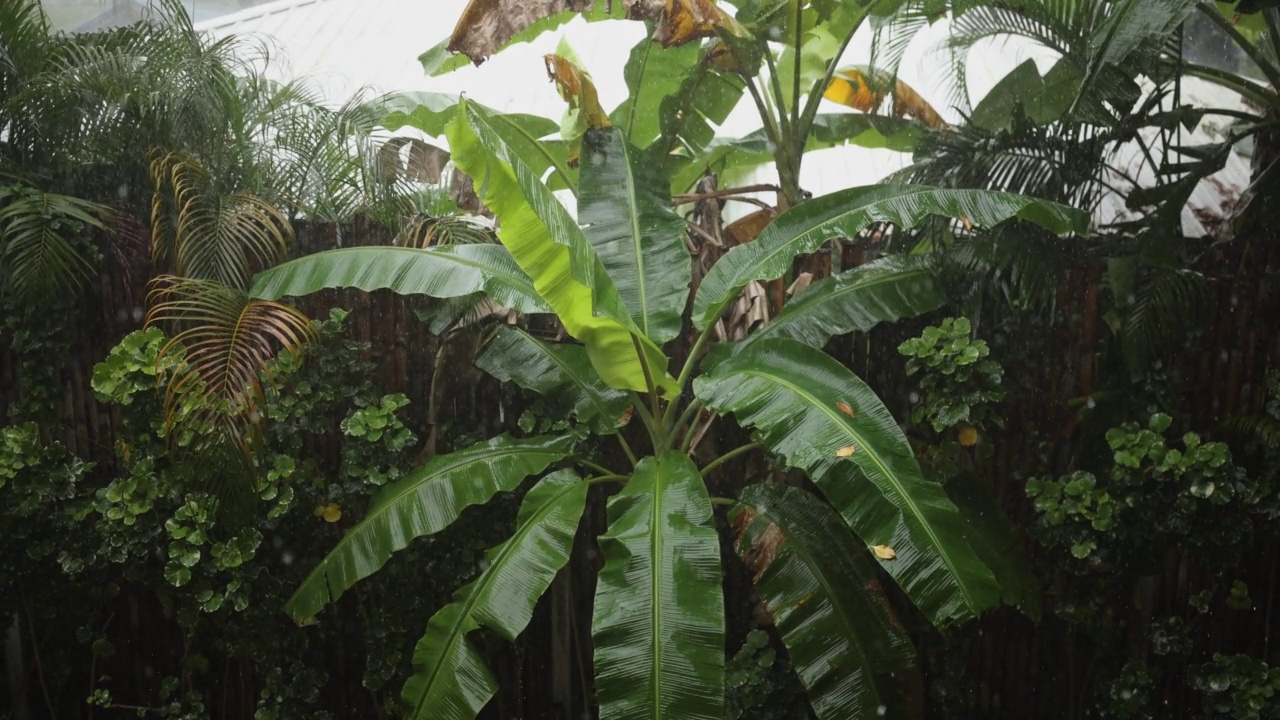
[257,18,1088,705]
[4,0,1280,718]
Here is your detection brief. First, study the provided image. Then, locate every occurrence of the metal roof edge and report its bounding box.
[194,0,329,31]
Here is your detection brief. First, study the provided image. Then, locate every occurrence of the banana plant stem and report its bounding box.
[666,399,704,450]
[575,457,620,477]
[587,474,629,486]
[709,497,736,507]
[615,431,638,466]
[630,392,663,451]
[700,442,761,477]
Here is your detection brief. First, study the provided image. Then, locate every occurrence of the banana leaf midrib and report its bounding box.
[617,138,654,339]
[731,368,978,612]
[620,40,655,143]
[700,186,936,323]
[491,113,575,193]
[649,468,666,713]
[410,477,583,715]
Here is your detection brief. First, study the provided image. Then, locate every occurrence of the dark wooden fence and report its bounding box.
[3,218,1278,718]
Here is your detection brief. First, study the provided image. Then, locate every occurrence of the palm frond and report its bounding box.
[150,153,292,289]
[906,110,1105,207]
[1112,265,1217,375]
[395,215,497,248]
[145,275,315,443]
[0,183,109,299]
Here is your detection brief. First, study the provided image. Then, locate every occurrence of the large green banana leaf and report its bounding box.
[744,254,944,348]
[732,483,915,719]
[611,39,701,149]
[692,185,1088,330]
[400,469,588,719]
[593,451,724,720]
[474,325,629,435]
[694,338,1000,625]
[649,54,746,167]
[284,434,573,623]
[579,127,691,344]
[447,101,677,395]
[248,245,550,314]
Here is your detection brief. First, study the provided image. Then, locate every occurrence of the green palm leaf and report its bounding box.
[248,244,550,315]
[732,483,915,719]
[446,101,676,395]
[151,153,292,290]
[579,127,691,344]
[692,185,1088,330]
[0,186,107,299]
[400,469,589,719]
[285,433,575,623]
[593,451,724,720]
[695,338,1000,625]
[745,255,944,348]
[475,325,629,435]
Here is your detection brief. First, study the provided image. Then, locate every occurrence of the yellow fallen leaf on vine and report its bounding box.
[321,503,342,523]
[836,445,856,458]
[836,401,854,417]
[872,544,897,560]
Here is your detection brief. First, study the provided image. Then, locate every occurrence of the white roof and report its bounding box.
[199,0,1251,236]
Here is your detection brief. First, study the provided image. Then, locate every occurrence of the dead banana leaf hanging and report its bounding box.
[633,0,746,47]
[545,53,610,167]
[448,0,595,65]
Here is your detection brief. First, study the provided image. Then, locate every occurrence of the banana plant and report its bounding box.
[409,0,941,203]
[251,94,1086,718]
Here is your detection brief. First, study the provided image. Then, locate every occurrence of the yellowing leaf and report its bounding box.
[824,67,947,130]
[872,544,897,560]
[835,445,856,458]
[640,0,745,47]
[958,425,979,447]
[322,503,342,523]
[835,401,854,417]
[544,54,611,131]
[449,0,593,65]
[618,406,635,426]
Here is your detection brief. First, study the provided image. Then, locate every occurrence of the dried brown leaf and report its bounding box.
[448,0,594,65]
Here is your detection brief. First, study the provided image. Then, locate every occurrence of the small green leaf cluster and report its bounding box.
[899,317,1005,433]
[1102,661,1157,720]
[1190,654,1280,720]
[0,422,90,572]
[725,629,811,720]
[1026,413,1270,571]
[340,394,417,488]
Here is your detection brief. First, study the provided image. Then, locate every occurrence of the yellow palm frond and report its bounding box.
[150,153,292,290]
[146,275,314,442]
